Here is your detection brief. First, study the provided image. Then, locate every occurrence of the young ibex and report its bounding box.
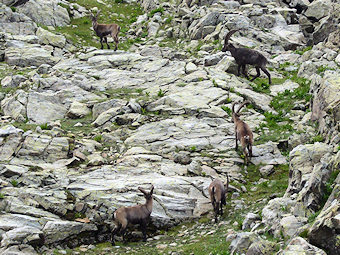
[232,101,253,164]
[111,185,154,245]
[222,29,271,85]
[208,176,229,223]
[90,10,120,51]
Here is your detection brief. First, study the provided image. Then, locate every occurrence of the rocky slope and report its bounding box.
[0,0,339,254]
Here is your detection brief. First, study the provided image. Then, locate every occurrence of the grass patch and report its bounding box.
[148,7,164,17]
[0,193,4,199]
[93,134,102,143]
[308,210,321,223]
[10,180,19,187]
[294,46,312,55]
[311,135,324,143]
[221,106,232,117]
[60,113,93,136]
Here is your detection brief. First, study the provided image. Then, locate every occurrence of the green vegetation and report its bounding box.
[0,193,4,199]
[157,89,165,97]
[60,113,93,136]
[294,46,312,55]
[308,211,321,223]
[221,106,232,116]
[10,180,19,187]
[55,0,143,50]
[40,123,50,130]
[311,135,324,143]
[148,7,164,17]
[321,169,340,206]
[189,146,197,152]
[93,134,102,143]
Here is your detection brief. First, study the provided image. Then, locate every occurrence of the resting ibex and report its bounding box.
[90,10,120,50]
[111,185,154,245]
[232,101,253,164]
[208,176,229,223]
[222,30,271,85]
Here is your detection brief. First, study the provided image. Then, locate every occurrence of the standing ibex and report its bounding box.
[111,185,154,245]
[232,101,253,164]
[208,176,229,223]
[90,10,120,50]
[222,30,271,85]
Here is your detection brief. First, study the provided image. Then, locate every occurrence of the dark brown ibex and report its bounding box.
[111,185,154,245]
[90,10,120,50]
[222,30,271,84]
[232,101,253,164]
[208,176,229,223]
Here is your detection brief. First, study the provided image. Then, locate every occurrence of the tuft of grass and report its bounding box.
[299,229,309,238]
[40,123,50,130]
[308,211,321,223]
[10,180,19,187]
[157,89,165,97]
[148,7,164,17]
[189,146,197,152]
[311,135,324,143]
[93,135,102,143]
[221,106,232,116]
[294,46,312,55]
[0,193,4,199]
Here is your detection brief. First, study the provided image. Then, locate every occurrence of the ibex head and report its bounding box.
[90,10,101,23]
[222,29,239,52]
[138,185,154,200]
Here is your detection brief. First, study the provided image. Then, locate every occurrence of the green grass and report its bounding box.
[60,113,93,135]
[311,135,324,143]
[55,0,143,50]
[93,134,102,143]
[0,193,4,199]
[10,180,19,187]
[148,7,164,17]
[40,123,50,130]
[294,46,312,55]
[221,106,232,117]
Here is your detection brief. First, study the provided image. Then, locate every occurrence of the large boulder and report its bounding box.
[5,43,60,67]
[286,143,332,197]
[279,237,327,255]
[26,92,67,124]
[309,199,340,255]
[0,4,37,35]
[311,71,340,134]
[16,0,70,27]
[36,27,66,48]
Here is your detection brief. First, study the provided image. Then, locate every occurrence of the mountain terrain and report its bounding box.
[0,0,339,254]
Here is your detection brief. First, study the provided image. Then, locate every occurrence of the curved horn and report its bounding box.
[236,100,249,114]
[95,10,101,18]
[232,102,237,114]
[224,29,239,45]
[138,187,147,195]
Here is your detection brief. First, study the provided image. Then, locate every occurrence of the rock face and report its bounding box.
[0,0,339,253]
[16,0,70,27]
[0,4,37,35]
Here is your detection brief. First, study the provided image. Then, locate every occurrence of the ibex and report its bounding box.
[222,30,271,84]
[208,176,229,223]
[90,10,120,50]
[111,185,154,245]
[232,101,253,164]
